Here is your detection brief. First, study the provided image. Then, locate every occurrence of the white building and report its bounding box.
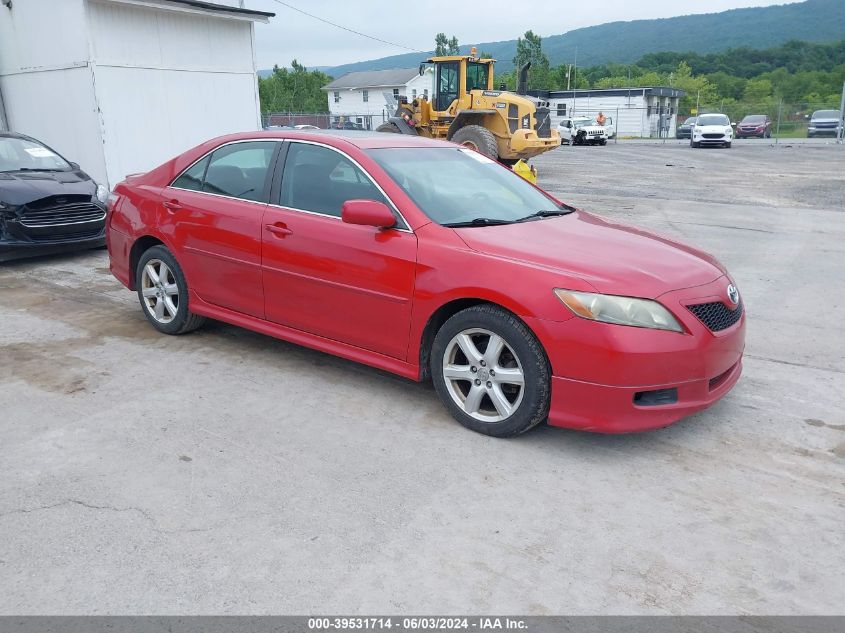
[322,67,434,130]
[531,87,686,138]
[0,0,273,187]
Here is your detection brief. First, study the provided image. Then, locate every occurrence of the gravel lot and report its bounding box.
[1,142,843,614]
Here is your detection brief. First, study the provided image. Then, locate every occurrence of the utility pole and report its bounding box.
[838,80,845,144]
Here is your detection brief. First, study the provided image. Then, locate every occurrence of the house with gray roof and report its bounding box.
[322,67,434,130]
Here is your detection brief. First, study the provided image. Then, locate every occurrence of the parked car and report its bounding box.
[735,114,772,138]
[676,117,697,139]
[263,125,293,131]
[557,116,607,145]
[107,131,745,437]
[294,124,320,130]
[807,109,843,137]
[690,114,733,148]
[0,132,107,262]
[331,121,364,130]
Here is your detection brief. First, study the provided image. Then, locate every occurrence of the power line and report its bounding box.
[268,0,425,53]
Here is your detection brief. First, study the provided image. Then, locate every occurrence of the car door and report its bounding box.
[165,140,279,318]
[261,141,417,360]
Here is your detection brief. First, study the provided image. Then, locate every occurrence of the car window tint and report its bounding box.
[279,143,388,217]
[171,155,210,191]
[203,141,276,202]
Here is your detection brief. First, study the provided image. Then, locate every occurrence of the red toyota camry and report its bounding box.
[106,131,745,437]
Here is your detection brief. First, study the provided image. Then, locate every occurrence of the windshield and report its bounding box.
[683,117,696,125]
[697,114,729,126]
[572,118,593,128]
[466,62,489,91]
[741,115,766,124]
[812,110,840,119]
[0,136,72,173]
[367,147,569,226]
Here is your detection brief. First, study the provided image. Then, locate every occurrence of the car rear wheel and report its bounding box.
[136,245,205,335]
[431,305,550,437]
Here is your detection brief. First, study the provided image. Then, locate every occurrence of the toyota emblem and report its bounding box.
[727,284,739,306]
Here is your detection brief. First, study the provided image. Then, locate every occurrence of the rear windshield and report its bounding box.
[697,114,730,126]
[812,110,840,119]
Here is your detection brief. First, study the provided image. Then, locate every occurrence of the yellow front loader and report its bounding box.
[377,48,559,169]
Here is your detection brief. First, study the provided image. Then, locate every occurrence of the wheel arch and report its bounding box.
[128,235,166,290]
[417,296,541,381]
[446,111,497,141]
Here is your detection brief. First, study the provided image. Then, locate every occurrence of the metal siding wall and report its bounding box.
[88,1,254,72]
[0,67,108,184]
[93,65,259,185]
[87,1,261,186]
[0,0,88,74]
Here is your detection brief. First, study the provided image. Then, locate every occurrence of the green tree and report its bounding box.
[513,30,550,89]
[743,78,773,103]
[258,60,332,114]
[435,33,460,56]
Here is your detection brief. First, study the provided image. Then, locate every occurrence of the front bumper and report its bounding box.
[676,129,692,139]
[693,133,731,146]
[507,129,561,159]
[0,231,105,262]
[808,127,840,137]
[524,276,746,433]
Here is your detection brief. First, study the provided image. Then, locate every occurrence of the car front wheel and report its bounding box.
[431,305,550,437]
[136,245,206,335]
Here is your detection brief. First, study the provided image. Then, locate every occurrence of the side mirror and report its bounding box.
[342,199,396,229]
[69,162,80,170]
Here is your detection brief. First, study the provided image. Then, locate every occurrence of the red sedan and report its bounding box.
[106,131,745,437]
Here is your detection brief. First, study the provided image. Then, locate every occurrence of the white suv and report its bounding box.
[557,116,608,146]
[691,113,733,148]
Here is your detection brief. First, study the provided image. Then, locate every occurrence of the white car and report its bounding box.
[690,113,733,148]
[557,116,608,146]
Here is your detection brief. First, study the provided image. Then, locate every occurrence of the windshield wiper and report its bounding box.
[442,217,515,228]
[515,209,574,222]
[0,167,67,173]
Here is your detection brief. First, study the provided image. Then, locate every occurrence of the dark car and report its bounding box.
[736,114,772,139]
[676,117,696,139]
[331,121,364,130]
[0,132,107,262]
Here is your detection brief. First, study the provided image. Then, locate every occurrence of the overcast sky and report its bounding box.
[248,0,791,69]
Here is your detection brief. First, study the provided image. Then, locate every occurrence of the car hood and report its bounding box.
[0,170,95,206]
[453,211,725,298]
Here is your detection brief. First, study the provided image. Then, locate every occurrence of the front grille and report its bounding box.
[702,133,724,139]
[20,202,105,227]
[687,301,743,332]
[534,107,551,138]
[28,228,103,243]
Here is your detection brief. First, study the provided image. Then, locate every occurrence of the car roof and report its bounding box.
[216,129,452,151]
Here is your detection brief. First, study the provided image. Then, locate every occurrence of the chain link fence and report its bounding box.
[262,100,844,143]
[262,112,390,130]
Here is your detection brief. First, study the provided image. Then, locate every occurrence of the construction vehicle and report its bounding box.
[377,48,559,166]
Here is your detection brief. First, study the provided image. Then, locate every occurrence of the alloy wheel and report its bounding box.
[141,259,179,324]
[442,328,525,422]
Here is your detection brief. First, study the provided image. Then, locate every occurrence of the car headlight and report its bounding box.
[725,128,732,135]
[95,183,109,203]
[554,289,684,333]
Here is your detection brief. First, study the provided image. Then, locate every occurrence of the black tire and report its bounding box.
[450,125,499,160]
[690,140,698,148]
[376,122,401,134]
[430,304,550,438]
[725,142,732,149]
[599,139,607,146]
[135,245,206,335]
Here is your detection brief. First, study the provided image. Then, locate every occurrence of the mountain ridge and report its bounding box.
[266,0,845,79]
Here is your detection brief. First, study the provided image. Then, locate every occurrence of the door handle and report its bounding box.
[163,199,182,212]
[265,223,293,237]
